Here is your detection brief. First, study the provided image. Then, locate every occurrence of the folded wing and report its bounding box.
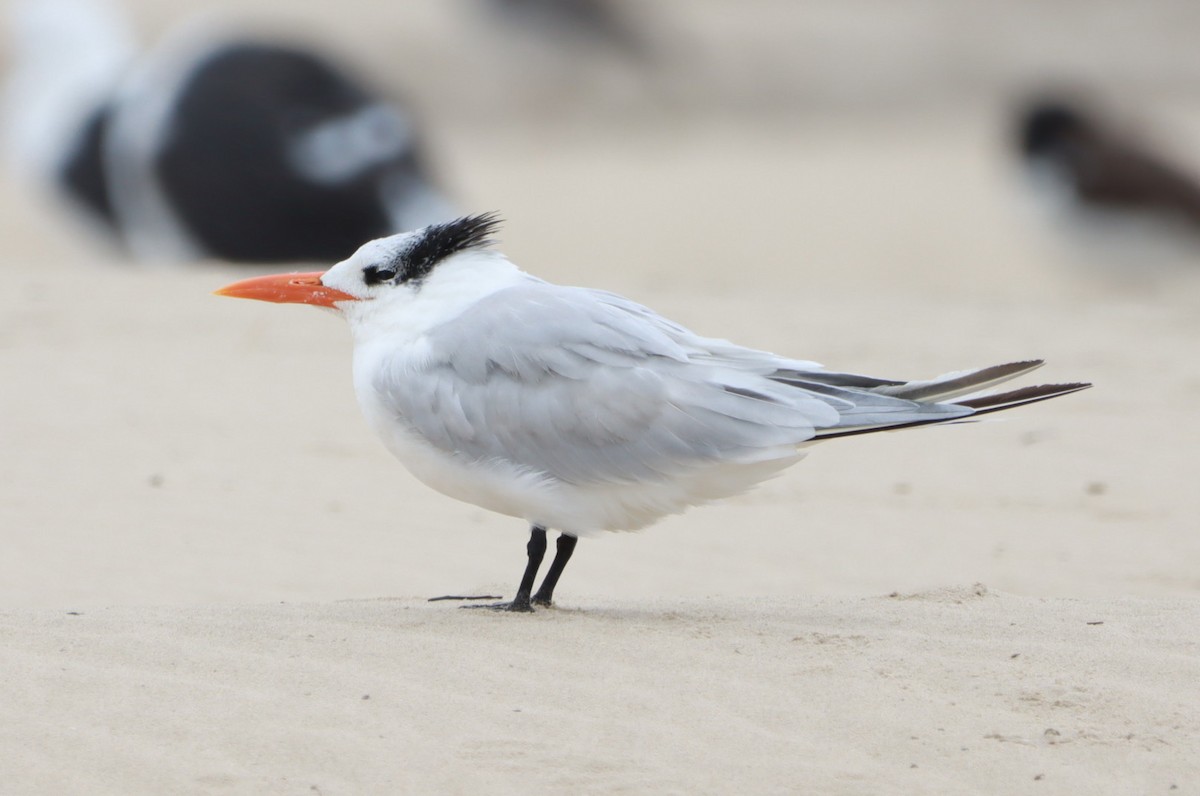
[377,283,1088,485]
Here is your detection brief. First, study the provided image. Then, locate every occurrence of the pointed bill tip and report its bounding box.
[214,271,356,308]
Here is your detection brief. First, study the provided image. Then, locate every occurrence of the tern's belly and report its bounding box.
[371,413,533,515]
[363,403,801,535]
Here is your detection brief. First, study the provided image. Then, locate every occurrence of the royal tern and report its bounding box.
[217,213,1089,611]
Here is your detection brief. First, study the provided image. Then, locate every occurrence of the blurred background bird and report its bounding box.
[1014,95,1200,266]
[3,0,454,264]
[476,0,652,63]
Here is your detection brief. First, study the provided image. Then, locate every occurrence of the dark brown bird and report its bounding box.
[1018,98,1200,226]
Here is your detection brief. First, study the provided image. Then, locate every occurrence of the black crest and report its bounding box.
[399,212,503,283]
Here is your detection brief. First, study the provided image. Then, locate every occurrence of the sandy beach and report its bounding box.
[2,1,1200,793]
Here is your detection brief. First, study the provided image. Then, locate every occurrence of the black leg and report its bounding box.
[505,525,548,612]
[458,525,558,613]
[532,533,578,607]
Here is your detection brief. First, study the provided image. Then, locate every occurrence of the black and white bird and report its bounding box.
[1016,97,1200,253]
[5,0,452,263]
[217,214,1089,611]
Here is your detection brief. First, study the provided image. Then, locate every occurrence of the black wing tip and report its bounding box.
[980,359,1046,378]
[813,381,1091,441]
[954,381,1092,412]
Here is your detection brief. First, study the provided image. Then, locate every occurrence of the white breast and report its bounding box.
[351,341,559,520]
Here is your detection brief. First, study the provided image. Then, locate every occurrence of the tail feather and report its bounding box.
[877,359,1045,402]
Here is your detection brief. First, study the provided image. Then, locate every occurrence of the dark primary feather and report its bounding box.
[954,382,1091,413]
[812,382,1090,440]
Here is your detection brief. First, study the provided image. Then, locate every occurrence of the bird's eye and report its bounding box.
[363,266,398,285]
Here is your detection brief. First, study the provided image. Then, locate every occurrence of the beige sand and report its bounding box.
[2,2,1200,794]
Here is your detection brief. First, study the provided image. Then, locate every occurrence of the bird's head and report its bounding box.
[214,212,505,314]
[1018,100,1089,158]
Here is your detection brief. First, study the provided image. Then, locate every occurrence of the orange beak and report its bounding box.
[213,271,356,308]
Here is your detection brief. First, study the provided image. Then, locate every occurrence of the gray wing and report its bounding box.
[375,283,971,485]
